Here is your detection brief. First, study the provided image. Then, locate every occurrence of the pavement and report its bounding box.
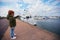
[1,19,59,40]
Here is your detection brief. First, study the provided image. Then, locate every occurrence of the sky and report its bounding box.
[0,0,60,17]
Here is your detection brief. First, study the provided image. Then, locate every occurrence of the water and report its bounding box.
[36,19,60,35]
[21,17,60,35]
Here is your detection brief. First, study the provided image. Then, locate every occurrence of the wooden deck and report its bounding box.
[1,19,59,40]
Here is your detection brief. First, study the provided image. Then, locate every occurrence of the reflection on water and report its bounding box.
[36,19,60,35]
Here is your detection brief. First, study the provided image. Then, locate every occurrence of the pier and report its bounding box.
[0,19,59,40]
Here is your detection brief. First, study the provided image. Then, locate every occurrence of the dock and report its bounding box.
[1,19,59,40]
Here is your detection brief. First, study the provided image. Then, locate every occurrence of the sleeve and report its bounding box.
[14,16,19,19]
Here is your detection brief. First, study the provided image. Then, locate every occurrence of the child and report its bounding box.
[7,10,18,39]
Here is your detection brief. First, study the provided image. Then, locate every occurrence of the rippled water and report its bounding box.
[21,18,60,35]
[36,19,60,35]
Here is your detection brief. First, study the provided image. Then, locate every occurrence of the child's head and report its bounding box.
[8,10,14,16]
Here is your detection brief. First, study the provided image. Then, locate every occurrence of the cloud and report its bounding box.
[0,6,10,17]
[23,0,60,16]
[23,0,37,4]
[26,1,51,15]
[0,5,19,17]
[0,0,18,6]
[0,0,19,17]
[0,0,60,17]
[0,0,18,2]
